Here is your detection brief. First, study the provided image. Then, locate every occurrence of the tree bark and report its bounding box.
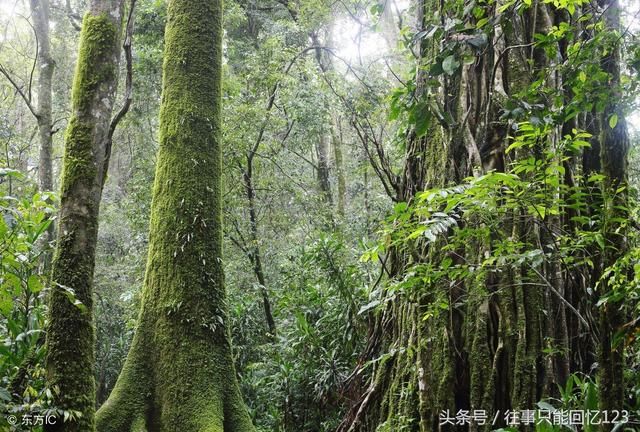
[316,131,333,205]
[44,1,126,430]
[95,1,255,430]
[30,0,55,192]
[243,156,277,336]
[338,0,613,430]
[332,116,346,217]
[312,33,334,208]
[597,1,629,428]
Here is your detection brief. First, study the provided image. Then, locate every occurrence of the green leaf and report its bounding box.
[358,300,381,315]
[0,291,12,316]
[537,401,556,412]
[407,225,427,239]
[414,103,431,137]
[57,283,88,313]
[394,202,408,214]
[442,55,459,76]
[476,18,489,28]
[0,216,6,238]
[3,273,21,294]
[0,168,23,179]
[584,380,598,414]
[28,275,43,294]
[370,3,384,16]
[0,387,11,401]
[609,113,618,129]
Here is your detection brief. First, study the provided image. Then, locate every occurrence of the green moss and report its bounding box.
[45,8,123,432]
[59,120,96,195]
[94,325,150,432]
[57,12,119,193]
[96,1,254,430]
[469,297,490,411]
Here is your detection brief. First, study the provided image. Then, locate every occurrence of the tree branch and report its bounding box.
[0,63,39,119]
[104,0,136,182]
[108,0,136,141]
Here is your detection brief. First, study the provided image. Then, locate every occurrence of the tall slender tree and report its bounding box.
[96,1,255,430]
[242,152,277,336]
[332,116,347,217]
[0,0,55,192]
[45,1,127,430]
[30,0,55,193]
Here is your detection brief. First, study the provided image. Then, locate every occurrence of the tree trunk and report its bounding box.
[30,0,55,193]
[244,156,277,336]
[332,116,346,217]
[338,0,623,431]
[95,1,255,431]
[44,2,126,430]
[597,1,629,428]
[316,131,333,205]
[312,35,334,208]
[31,0,57,270]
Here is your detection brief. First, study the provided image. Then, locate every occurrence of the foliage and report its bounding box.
[363,115,640,427]
[0,172,61,430]
[0,0,639,430]
[232,232,369,432]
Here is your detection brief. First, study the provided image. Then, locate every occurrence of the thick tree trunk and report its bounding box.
[44,2,125,431]
[338,0,623,431]
[30,0,55,192]
[339,2,471,430]
[95,1,255,431]
[597,1,629,428]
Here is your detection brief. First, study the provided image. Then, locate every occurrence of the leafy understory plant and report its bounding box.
[0,170,65,430]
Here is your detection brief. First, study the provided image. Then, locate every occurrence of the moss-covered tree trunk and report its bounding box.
[597,1,629,428]
[95,1,255,431]
[45,2,126,431]
[338,1,471,430]
[339,0,631,431]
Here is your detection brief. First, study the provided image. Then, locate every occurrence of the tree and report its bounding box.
[44,1,128,430]
[0,1,55,193]
[338,0,635,431]
[597,0,630,425]
[31,0,55,193]
[241,145,277,336]
[1,0,634,430]
[332,115,347,217]
[95,1,255,430]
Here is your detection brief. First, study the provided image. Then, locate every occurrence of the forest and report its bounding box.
[0,0,639,431]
